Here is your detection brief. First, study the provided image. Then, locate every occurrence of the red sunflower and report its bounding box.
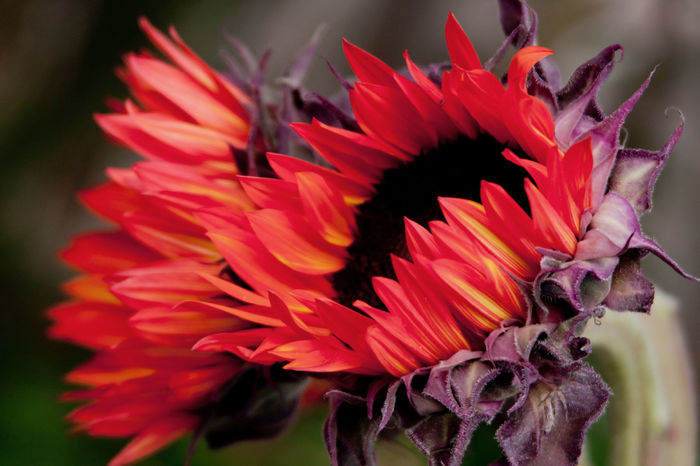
[192,3,691,465]
[49,19,315,465]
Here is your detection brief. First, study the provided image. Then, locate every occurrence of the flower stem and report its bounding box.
[583,289,696,466]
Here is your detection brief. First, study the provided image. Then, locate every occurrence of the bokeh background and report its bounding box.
[1,0,698,464]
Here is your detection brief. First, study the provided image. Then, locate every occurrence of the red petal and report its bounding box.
[124,54,248,135]
[342,39,397,87]
[404,218,441,260]
[182,300,284,328]
[129,302,245,346]
[507,46,553,94]
[445,13,481,70]
[404,51,443,103]
[267,152,373,205]
[246,209,346,275]
[79,182,141,225]
[372,276,444,361]
[48,301,133,349]
[193,328,274,359]
[393,73,459,141]
[366,325,421,377]
[201,212,333,297]
[390,255,468,356]
[297,171,355,247]
[439,197,531,278]
[61,231,162,273]
[292,119,401,184]
[350,82,435,154]
[431,259,508,331]
[62,274,120,304]
[238,175,302,211]
[110,260,219,308]
[134,162,252,210]
[524,179,578,254]
[447,68,510,142]
[139,18,217,89]
[108,414,198,466]
[314,298,373,352]
[122,211,217,260]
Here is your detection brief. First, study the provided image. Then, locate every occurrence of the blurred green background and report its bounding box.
[1,0,698,464]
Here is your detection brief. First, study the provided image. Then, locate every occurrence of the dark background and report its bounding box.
[1,0,697,464]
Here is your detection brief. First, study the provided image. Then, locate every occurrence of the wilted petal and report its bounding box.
[497,364,610,466]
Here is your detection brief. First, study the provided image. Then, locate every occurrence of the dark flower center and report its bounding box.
[331,134,530,309]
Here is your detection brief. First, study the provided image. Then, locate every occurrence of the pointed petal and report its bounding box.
[61,231,162,273]
[108,414,198,466]
[343,39,397,87]
[445,13,481,70]
[297,171,355,247]
[507,46,553,94]
[247,209,346,275]
[267,152,373,205]
[48,301,133,349]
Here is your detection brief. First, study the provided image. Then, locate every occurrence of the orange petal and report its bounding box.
[108,414,198,466]
[439,197,530,277]
[366,325,421,377]
[247,209,346,275]
[524,179,578,254]
[62,274,121,304]
[297,171,355,247]
[48,301,133,349]
[507,46,553,93]
[238,175,302,211]
[61,231,161,273]
[267,152,373,205]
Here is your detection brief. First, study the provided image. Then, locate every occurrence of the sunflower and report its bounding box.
[49,19,315,465]
[191,3,690,465]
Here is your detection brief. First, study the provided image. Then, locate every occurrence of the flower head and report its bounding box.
[51,2,695,465]
[49,19,322,465]
[190,1,692,464]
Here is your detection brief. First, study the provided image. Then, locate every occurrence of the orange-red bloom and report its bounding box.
[193,14,594,377]
[185,6,692,464]
[51,3,692,465]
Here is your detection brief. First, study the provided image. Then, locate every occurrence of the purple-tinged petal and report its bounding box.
[603,250,655,313]
[406,413,484,466]
[485,323,553,364]
[302,91,360,131]
[324,389,380,466]
[281,25,327,89]
[576,193,639,260]
[576,193,697,280]
[582,70,655,208]
[497,0,536,49]
[418,358,520,466]
[497,364,610,466]
[554,45,622,149]
[627,233,698,280]
[422,350,484,416]
[608,117,683,216]
[377,380,401,432]
[449,361,507,419]
[536,254,619,314]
